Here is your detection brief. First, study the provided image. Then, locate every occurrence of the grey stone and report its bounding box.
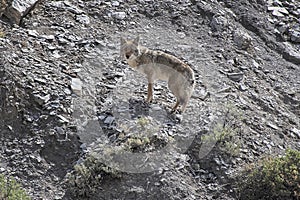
[39,34,55,40]
[76,14,90,25]
[291,127,300,139]
[290,30,300,43]
[112,11,126,20]
[34,94,51,105]
[63,1,84,14]
[28,29,39,37]
[210,14,228,32]
[3,0,40,25]
[252,59,260,68]
[58,37,69,45]
[233,29,252,50]
[104,116,115,125]
[239,84,248,91]
[282,42,300,64]
[112,1,120,6]
[267,122,279,130]
[57,115,70,123]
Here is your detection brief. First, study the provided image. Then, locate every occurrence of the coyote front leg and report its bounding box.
[146,83,153,102]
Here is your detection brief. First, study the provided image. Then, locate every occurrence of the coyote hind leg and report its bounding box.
[171,99,180,112]
[180,99,189,113]
[146,83,153,102]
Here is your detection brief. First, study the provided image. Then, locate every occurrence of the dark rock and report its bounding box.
[227,72,244,82]
[290,29,300,43]
[104,116,115,125]
[3,0,40,25]
[282,42,300,64]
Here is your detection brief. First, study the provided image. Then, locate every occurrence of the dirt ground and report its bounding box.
[0,0,299,199]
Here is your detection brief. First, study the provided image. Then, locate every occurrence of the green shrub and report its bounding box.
[201,123,240,156]
[238,149,300,200]
[0,31,4,38]
[0,174,30,200]
[66,154,121,197]
[201,104,243,157]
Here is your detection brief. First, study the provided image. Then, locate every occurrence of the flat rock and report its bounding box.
[227,72,244,82]
[282,42,300,64]
[112,11,126,20]
[71,78,82,96]
[268,6,289,17]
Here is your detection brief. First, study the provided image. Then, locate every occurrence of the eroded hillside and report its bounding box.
[0,0,299,199]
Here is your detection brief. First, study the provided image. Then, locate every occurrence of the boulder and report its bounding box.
[233,29,253,50]
[2,0,40,24]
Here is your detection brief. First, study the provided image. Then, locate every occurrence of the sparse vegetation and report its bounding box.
[238,149,300,200]
[125,136,151,151]
[66,115,169,196]
[0,174,30,200]
[0,30,5,38]
[201,123,241,156]
[66,154,121,197]
[201,104,242,156]
[119,116,166,152]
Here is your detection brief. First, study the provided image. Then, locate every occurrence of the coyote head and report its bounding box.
[120,36,140,61]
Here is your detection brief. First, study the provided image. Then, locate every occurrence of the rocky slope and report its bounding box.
[0,0,299,199]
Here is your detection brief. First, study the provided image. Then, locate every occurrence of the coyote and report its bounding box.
[120,36,195,113]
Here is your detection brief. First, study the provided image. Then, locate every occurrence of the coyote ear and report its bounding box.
[120,37,126,45]
[133,36,140,46]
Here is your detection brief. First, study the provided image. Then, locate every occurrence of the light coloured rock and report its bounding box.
[34,94,51,105]
[3,0,40,24]
[28,29,39,37]
[268,6,289,17]
[76,14,90,25]
[71,78,83,96]
[112,11,126,20]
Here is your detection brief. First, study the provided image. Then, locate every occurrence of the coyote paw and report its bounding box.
[145,97,153,103]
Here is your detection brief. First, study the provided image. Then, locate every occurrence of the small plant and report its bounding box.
[66,154,121,197]
[118,116,164,152]
[125,136,151,151]
[0,31,5,38]
[201,123,240,156]
[136,116,150,127]
[0,174,30,200]
[238,149,300,200]
[201,103,243,157]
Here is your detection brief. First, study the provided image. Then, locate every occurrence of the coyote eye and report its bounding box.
[134,49,139,55]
